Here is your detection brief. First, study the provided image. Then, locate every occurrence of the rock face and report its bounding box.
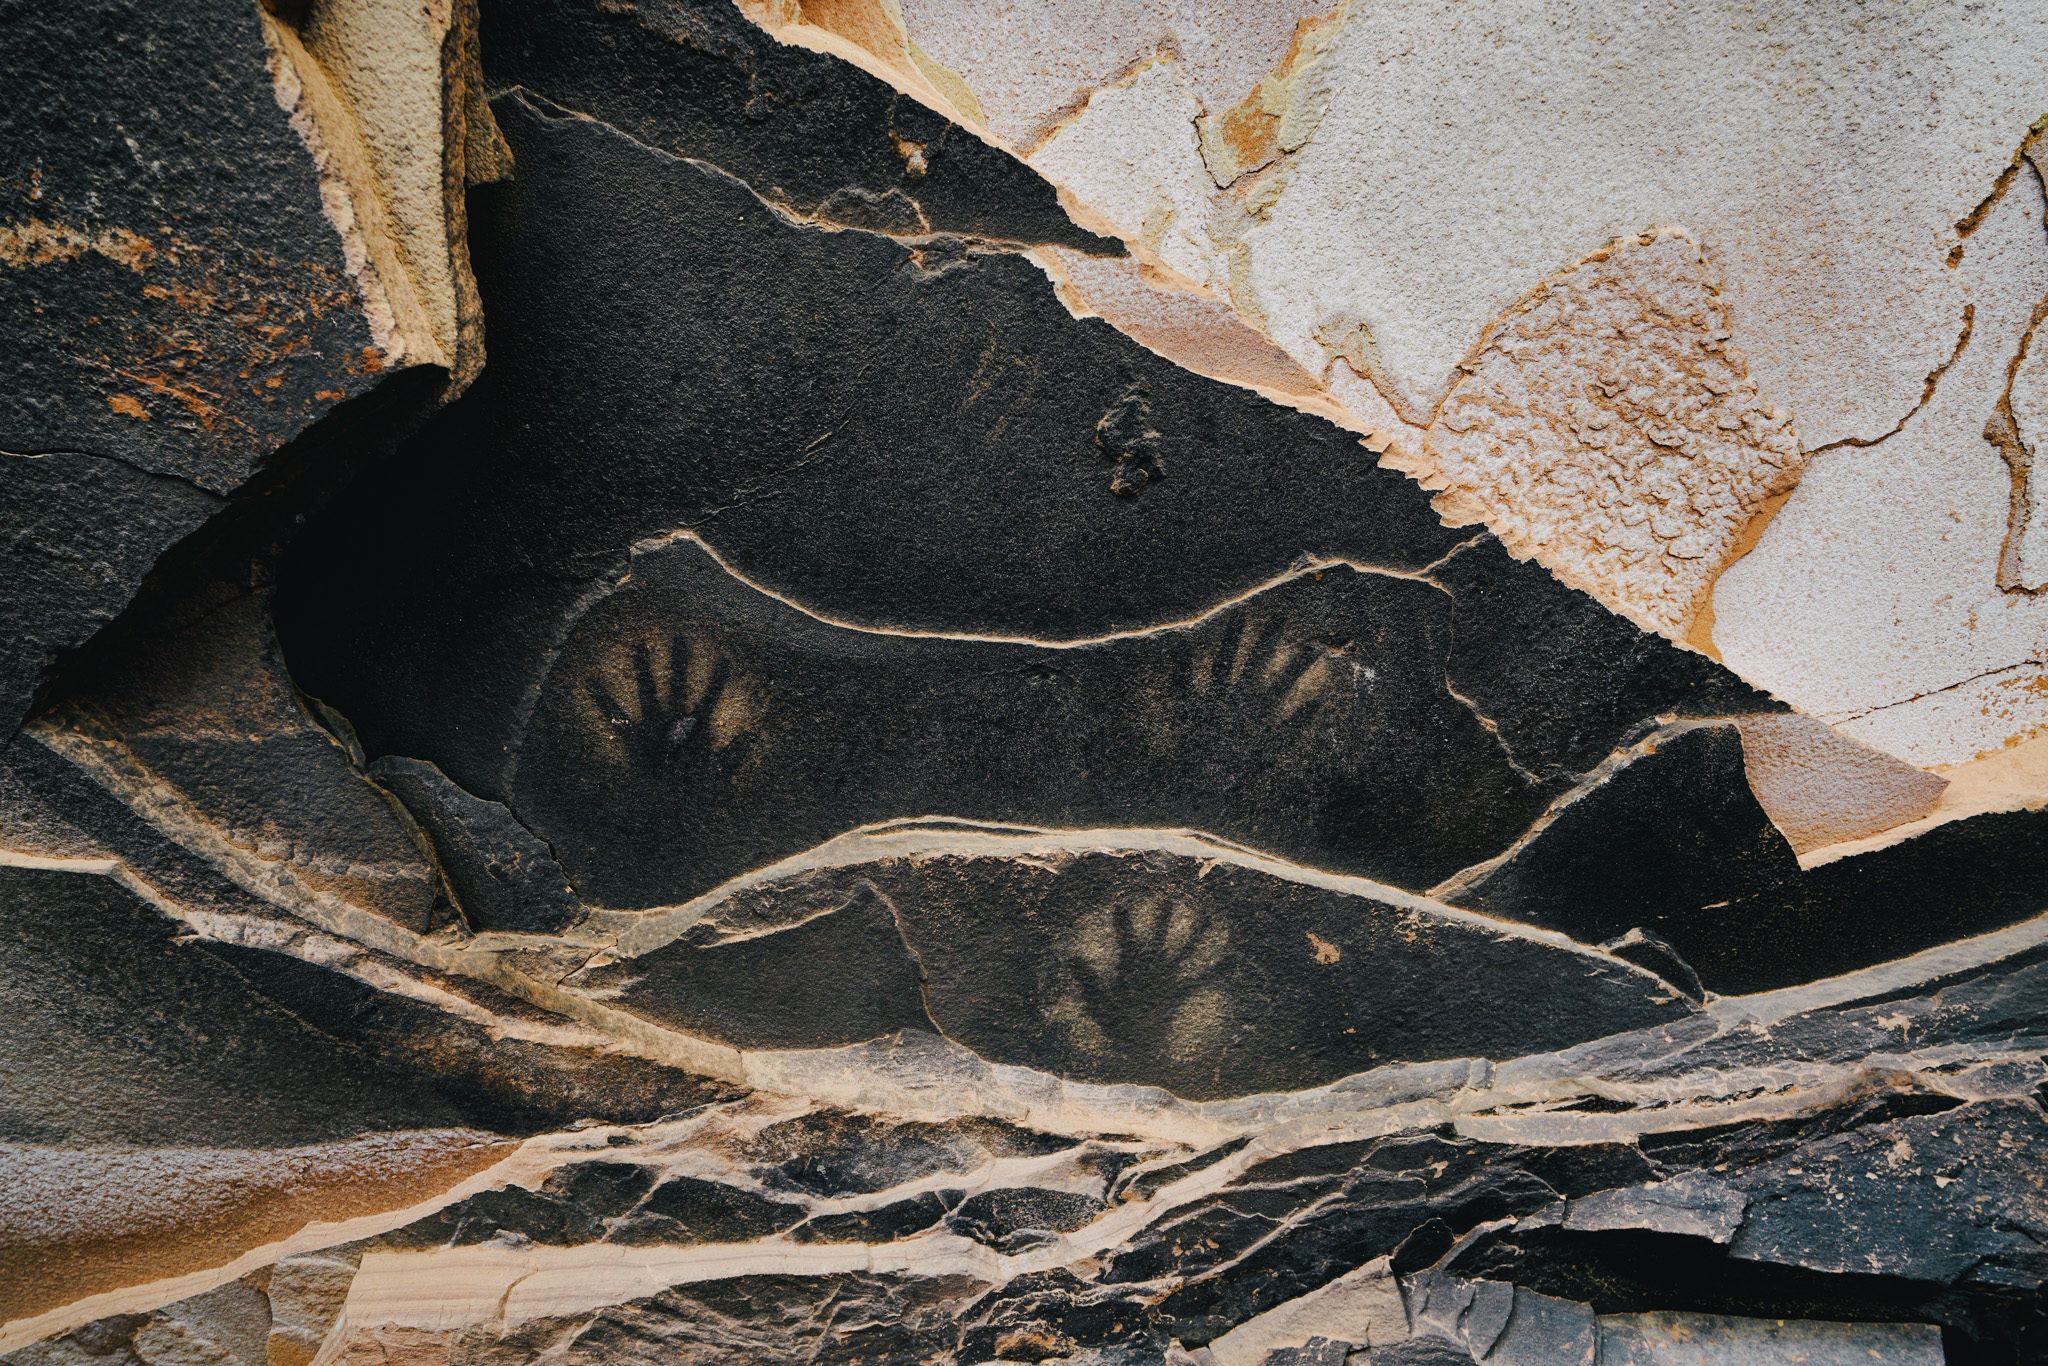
[0,0,503,739]
[3,2,2046,1364]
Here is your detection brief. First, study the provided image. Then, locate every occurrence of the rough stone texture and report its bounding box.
[6,2,2048,1363]
[0,0,388,487]
[1712,157,2048,769]
[575,847,1696,1098]
[791,0,2048,782]
[0,452,224,739]
[58,590,444,933]
[0,0,498,741]
[364,756,582,935]
[1735,713,1951,857]
[1420,230,1803,641]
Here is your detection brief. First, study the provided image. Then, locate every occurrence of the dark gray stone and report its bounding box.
[366,755,583,934]
[0,451,222,737]
[610,1176,808,1246]
[582,846,1697,1099]
[482,0,1118,253]
[581,882,933,1049]
[1727,1099,2048,1288]
[741,1109,1073,1199]
[0,1,389,490]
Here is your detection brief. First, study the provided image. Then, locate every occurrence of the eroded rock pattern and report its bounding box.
[1421,231,1803,641]
[5,2,2048,1364]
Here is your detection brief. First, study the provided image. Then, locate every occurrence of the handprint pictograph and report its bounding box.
[582,631,762,780]
[1047,888,1238,1067]
[1128,604,1380,765]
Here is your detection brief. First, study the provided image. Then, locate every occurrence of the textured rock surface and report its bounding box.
[1421,230,1803,641]
[0,0,499,739]
[5,2,2048,1363]
[786,0,2048,784]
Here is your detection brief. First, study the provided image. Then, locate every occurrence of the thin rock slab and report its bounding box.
[511,535,1554,906]
[1446,724,2048,994]
[274,85,1468,798]
[581,844,1696,1103]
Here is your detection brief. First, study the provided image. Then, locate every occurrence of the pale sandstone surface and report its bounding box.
[1800,728,2048,866]
[2005,252,2048,590]
[1027,59,1229,293]
[898,0,1330,151]
[1227,0,2048,450]
[1713,161,2048,766]
[1032,247,1329,405]
[1734,713,1949,856]
[911,0,2048,455]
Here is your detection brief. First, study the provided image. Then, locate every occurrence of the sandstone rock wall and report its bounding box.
[4,2,2046,1363]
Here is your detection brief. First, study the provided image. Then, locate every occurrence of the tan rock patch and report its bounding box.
[1419,229,1802,641]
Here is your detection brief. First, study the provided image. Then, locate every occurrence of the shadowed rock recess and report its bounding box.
[4,2,2047,1363]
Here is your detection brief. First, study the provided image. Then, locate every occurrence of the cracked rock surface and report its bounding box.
[4,2,2048,1364]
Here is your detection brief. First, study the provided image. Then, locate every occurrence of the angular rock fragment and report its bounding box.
[614,1175,809,1246]
[789,1191,951,1245]
[385,1185,605,1249]
[1599,930,1706,1006]
[51,591,444,933]
[459,1272,987,1366]
[946,1187,1103,1251]
[1036,250,1328,408]
[576,882,933,1049]
[1734,713,1950,856]
[1445,724,2048,993]
[366,756,582,935]
[1726,1099,2048,1288]
[1201,1256,1402,1366]
[741,1108,1075,1198]
[265,1250,363,1366]
[483,0,1114,252]
[539,1161,660,1219]
[265,0,508,385]
[0,453,223,742]
[578,840,1696,1099]
[1563,1172,1748,1244]
[1419,230,1803,642]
